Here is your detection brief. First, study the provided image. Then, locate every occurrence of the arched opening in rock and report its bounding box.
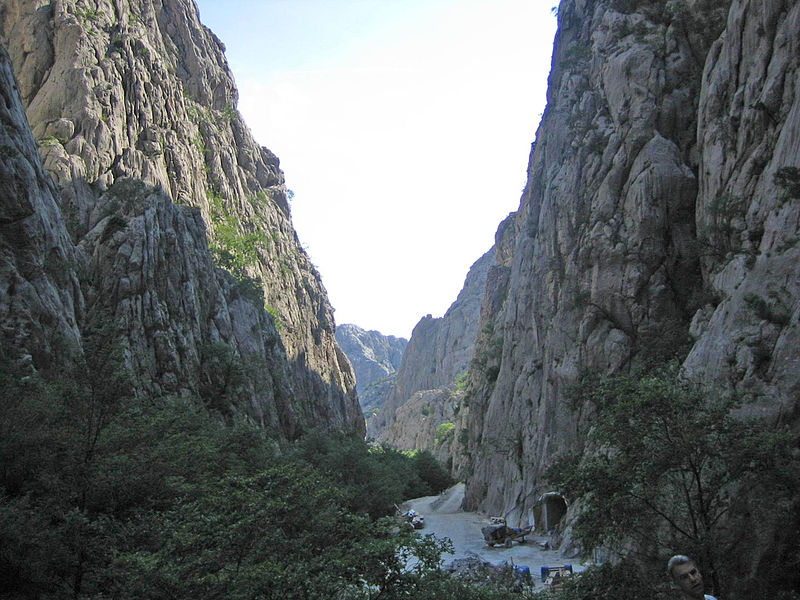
[533,492,568,532]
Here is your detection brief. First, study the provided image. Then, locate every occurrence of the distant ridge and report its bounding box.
[335,324,407,426]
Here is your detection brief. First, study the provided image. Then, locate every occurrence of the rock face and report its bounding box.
[0,0,363,437]
[459,0,799,560]
[686,0,800,418]
[0,43,82,366]
[370,250,494,457]
[335,323,407,422]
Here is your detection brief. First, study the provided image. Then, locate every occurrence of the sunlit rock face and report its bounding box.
[369,250,494,460]
[462,0,800,524]
[686,0,800,419]
[335,323,407,425]
[456,0,800,582]
[0,0,363,437]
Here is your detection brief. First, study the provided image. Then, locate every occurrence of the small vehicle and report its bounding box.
[541,564,573,589]
[402,509,425,529]
[481,524,533,547]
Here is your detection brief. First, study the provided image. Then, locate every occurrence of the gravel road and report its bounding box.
[403,483,587,586]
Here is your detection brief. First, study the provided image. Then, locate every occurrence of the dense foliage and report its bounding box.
[0,344,526,599]
[546,363,800,599]
[538,561,671,600]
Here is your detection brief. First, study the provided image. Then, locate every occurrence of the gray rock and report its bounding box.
[369,250,494,467]
[455,4,799,586]
[335,323,407,396]
[461,0,727,516]
[0,0,363,437]
[335,323,406,425]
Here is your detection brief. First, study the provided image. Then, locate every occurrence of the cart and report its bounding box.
[481,524,533,547]
[401,509,425,529]
[541,564,573,589]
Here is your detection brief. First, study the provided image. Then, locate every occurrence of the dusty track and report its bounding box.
[403,483,587,585]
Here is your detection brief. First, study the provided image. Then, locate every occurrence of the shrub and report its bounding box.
[106,178,156,213]
[435,422,456,446]
[744,291,791,326]
[547,363,799,598]
[410,450,454,495]
[539,561,671,600]
[100,215,128,243]
[0,359,468,599]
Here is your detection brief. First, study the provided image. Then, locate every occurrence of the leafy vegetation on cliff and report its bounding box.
[546,364,800,599]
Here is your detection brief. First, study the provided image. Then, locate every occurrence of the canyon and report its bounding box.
[363,0,800,591]
[334,323,407,427]
[2,0,799,596]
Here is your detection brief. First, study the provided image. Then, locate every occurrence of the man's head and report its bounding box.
[667,555,705,599]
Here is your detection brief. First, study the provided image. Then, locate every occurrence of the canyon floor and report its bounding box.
[403,483,589,587]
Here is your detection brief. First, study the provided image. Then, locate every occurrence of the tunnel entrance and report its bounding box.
[534,492,568,532]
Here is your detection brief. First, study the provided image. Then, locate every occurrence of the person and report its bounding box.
[667,555,718,600]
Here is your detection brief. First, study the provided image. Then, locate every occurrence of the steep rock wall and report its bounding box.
[335,324,407,397]
[686,0,800,419]
[0,0,363,437]
[463,0,732,520]
[383,385,463,467]
[463,0,799,565]
[684,0,800,584]
[370,249,494,452]
[0,44,82,365]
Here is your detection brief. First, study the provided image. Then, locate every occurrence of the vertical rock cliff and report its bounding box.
[369,250,494,458]
[462,0,799,532]
[0,0,363,437]
[686,0,800,419]
[1,44,83,365]
[463,0,725,519]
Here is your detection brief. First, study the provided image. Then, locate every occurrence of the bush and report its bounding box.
[774,166,800,200]
[539,561,671,600]
[548,363,799,598]
[435,421,456,446]
[291,431,452,518]
[0,362,461,599]
[411,450,454,495]
[0,350,502,599]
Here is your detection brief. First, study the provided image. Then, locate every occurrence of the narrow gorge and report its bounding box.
[358,0,800,593]
[2,0,799,597]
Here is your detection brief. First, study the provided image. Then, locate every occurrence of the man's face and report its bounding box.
[672,561,705,599]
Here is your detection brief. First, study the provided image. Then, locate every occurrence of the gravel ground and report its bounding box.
[403,483,588,587]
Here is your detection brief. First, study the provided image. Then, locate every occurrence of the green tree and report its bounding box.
[117,463,453,600]
[293,430,413,518]
[538,561,671,600]
[548,364,799,598]
[197,341,248,419]
[0,348,523,600]
[410,450,454,496]
[0,324,137,598]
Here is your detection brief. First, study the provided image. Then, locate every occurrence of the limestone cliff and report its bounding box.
[335,323,406,423]
[461,0,799,547]
[1,44,82,365]
[0,0,363,437]
[369,250,494,456]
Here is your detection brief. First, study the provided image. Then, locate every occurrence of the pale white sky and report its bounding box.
[194,0,557,338]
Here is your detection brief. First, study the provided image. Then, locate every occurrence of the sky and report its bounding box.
[194,0,558,339]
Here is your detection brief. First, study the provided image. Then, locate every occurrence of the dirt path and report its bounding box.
[403,483,587,584]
